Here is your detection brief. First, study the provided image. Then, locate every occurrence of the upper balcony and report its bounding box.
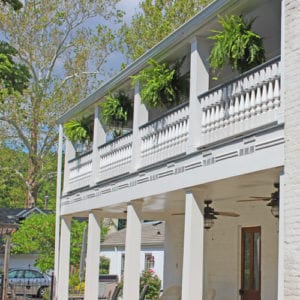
[59,0,283,195]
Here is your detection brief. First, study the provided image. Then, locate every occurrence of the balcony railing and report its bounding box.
[67,151,93,191]
[199,57,281,146]
[64,58,282,193]
[97,132,133,181]
[139,102,189,167]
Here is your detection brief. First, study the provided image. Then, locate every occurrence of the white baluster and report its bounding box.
[215,103,220,129]
[219,101,225,127]
[234,96,240,122]
[206,107,211,132]
[267,79,274,110]
[274,77,280,109]
[202,108,207,133]
[244,90,250,119]
[229,98,235,124]
[250,88,256,117]
[210,106,216,131]
[255,85,262,114]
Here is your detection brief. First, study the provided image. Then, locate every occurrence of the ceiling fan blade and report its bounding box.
[250,196,271,200]
[215,211,240,217]
[237,198,270,202]
[171,212,185,216]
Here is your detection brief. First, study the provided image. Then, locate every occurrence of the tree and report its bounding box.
[1,0,22,11]
[11,213,110,272]
[0,0,123,207]
[120,0,213,61]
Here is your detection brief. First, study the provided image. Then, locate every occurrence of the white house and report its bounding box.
[100,221,164,287]
[54,0,300,299]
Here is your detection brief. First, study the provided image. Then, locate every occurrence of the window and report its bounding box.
[144,253,155,270]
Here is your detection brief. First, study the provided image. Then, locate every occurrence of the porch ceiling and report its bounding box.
[103,167,282,217]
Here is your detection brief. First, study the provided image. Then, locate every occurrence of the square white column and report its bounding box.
[57,216,72,300]
[84,210,102,299]
[123,201,143,300]
[91,106,106,185]
[187,37,210,153]
[181,191,204,300]
[131,82,148,171]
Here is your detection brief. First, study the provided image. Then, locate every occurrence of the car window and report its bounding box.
[25,270,43,279]
[8,270,18,278]
[17,270,25,278]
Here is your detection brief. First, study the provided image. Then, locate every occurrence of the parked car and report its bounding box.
[6,268,50,297]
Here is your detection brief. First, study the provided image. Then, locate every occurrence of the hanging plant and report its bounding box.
[64,116,93,144]
[100,91,133,133]
[131,57,189,109]
[208,15,265,76]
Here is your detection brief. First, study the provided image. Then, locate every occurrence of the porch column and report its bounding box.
[84,210,102,299]
[132,82,148,170]
[54,124,64,299]
[57,216,72,300]
[187,37,210,154]
[181,191,204,300]
[63,137,76,194]
[163,215,184,297]
[123,201,143,300]
[282,0,300,299]
[91,106,106,185]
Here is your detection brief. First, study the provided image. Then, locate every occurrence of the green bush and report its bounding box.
[140,269,161,300]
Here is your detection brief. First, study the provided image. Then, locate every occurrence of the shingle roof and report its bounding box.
[102,221,165,247]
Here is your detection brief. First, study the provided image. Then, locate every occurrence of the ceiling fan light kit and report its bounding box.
[204,199,239,230]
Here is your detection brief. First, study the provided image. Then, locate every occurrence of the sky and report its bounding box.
[104,0,141,75]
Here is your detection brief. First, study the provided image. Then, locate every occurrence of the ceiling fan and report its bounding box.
[237,183,279,217]
[204,199,240,229]
[237,183,279,203]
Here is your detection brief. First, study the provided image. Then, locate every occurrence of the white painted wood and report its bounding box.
[132,82,149,170]
[123,202,142,300]
[181,191,204,300]
[188,37,209,153]
[54,124,64,300]
[84,211,102,300]
[57,216,72,300]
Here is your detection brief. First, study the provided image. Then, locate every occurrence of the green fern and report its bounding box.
[131,58,189,109]
[208,15,265,75]
[100,91,133,130]
[64,116,93,143]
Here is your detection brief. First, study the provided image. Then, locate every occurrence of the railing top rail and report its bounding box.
[98,130,133,150]
[68,150,92,163]
[139,101,189,130]
[198,55,281,100]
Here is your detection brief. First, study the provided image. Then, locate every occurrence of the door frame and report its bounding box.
[240,226,261,300]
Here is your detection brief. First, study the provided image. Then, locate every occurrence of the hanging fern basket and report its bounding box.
[208,15,266,76]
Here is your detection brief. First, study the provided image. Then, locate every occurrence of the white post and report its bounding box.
[63,138,76,194]
[132,82,148,171]
[181,191,204,300]
[54,124,64,300]
[163,215,184,293]
[84,210,102,300]
[123,201,143,300]
[187,37,210,153]
[57,216,72,300]
[91,106,106,185]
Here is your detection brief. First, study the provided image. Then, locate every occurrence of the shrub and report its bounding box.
[140,269,161,300]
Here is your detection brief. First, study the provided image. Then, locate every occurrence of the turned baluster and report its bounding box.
[202,107,207,133]
[273,77,280,109]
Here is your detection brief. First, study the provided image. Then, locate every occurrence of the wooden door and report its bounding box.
[240,227,261,300]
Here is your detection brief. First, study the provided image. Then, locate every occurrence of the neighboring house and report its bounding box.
[54,0,300,299]
[0,207,46,271]
[100,221,164,286]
